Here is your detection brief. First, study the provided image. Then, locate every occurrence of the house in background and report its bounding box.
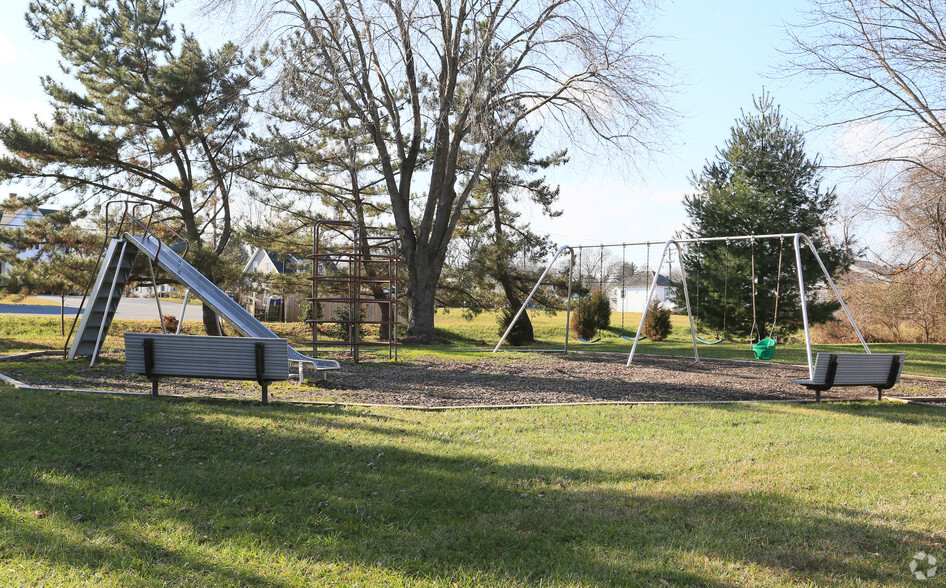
[243,248,301,275]
[241,248,304,322]
[0,199,59,276]
[609,271,675,313]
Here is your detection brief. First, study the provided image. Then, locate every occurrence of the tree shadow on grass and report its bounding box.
[0,394,937,586]
[0,337,55,354]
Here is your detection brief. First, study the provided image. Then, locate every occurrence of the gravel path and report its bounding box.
[4,351,945,408]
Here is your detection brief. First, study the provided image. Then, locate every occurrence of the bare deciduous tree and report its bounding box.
[884,166,946,266]
[216,0,670,341]
[788,0,946,268]
[789,0,946,174]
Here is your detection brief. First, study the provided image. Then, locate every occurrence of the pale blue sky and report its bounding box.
[0,0,869,254]
[537,0,857,249]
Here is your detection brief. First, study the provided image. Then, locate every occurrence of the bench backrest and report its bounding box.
[125,333,289,381]
[811,352,905,387]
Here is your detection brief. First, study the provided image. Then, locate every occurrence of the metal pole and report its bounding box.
[312,223,318,357]
[565,233,805,251]
[176,289,190,335]
[353,226,361,363]
[493,245,572,352]
[799,233,871,352]
[793,234,815,379]
[148,258,166,334]
[391,241,401,361]
[627,240,674,366]
[564,248,574,354]
[673,241,700,363]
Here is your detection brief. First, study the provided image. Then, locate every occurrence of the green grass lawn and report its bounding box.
[1,391,944,587]
[2,311,946,585]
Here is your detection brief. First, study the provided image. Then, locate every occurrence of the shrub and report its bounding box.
[570,297,598,340]
[496,307,531,346]
[161,314,179,333]
[333,305,367,341]
[643,299,671,341]
[590,287,611,330]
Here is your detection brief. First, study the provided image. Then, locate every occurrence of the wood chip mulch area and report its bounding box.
[4,352,946,408]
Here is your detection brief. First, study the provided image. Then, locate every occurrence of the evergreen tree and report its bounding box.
[681,92,854,339]
[445,119,566,343]
[0,205,102,336]
[0,0,263,335]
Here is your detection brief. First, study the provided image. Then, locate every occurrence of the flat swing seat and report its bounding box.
[696,336,725,345]
[751,337,777,360]
[620,334,645,342]
[576,337,601,343]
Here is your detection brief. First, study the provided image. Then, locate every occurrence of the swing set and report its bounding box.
[494,232,872,382]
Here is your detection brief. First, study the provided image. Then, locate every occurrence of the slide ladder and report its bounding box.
[70,232,340,373]
[67,239,138,363]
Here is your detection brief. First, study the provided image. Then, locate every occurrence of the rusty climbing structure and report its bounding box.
[308,220,401,362]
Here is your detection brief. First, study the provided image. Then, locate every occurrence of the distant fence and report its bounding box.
[240,291,402,324]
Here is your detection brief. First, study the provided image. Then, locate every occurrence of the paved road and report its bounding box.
[0,295,206,321]
[0,303,79,317]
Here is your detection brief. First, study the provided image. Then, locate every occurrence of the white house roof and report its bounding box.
[242,248,300,275]
[0,207,58,228]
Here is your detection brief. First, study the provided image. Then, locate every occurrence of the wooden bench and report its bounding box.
[791,352,906,402]
[125,333,289,403]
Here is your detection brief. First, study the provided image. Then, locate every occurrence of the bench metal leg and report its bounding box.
[254,342,269,404]
[816,389,820,403]
[151,378,159,396]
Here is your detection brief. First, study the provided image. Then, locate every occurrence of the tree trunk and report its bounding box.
[404,254,448,343]
[370,285,393,341]
[498,271,534,342]
[202,303,223,336]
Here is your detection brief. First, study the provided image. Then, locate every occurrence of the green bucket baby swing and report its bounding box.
[748,238,783,360]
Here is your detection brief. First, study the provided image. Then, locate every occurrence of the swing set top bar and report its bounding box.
[564,233,802,250]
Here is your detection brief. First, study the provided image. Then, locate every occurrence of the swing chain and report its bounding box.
[620,244,627,334]
[749,237,760,344]
[768,237,784,340]
[722,239,729,338]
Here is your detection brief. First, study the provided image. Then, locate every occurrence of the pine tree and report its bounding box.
[0,0,263,335]
[0,205,102,335]
[681,92,854,338]
[447,118,566,343]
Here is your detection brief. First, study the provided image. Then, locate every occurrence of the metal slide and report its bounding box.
[72,232,340,372]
